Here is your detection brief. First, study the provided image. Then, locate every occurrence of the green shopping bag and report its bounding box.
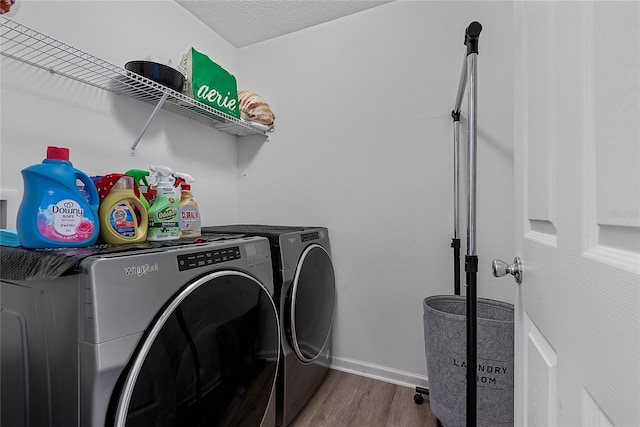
[181,47,240,119]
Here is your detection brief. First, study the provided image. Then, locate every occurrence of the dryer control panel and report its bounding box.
[177,246,241,271]
[301,231,320,242]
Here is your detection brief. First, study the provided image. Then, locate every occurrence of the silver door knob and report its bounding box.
[492,257,523,284]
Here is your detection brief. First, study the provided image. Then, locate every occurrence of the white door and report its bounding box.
[512,2,640,426]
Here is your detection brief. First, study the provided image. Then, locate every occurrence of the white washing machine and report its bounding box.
[202,225,336,426]
[1,236,279,426]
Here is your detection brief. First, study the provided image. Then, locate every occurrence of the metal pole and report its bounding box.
[463,20,481,427]
[454,57,468,114]
[452,45,467,297]
[451,111,462,295]
[130,92,169,156]
[454,119,460,241]
[466,51,478,427]
[467,54,477,258]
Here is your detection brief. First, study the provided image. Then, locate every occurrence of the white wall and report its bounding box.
[0,1,241,228]
[237,0,514,385]
[1,1,514,388]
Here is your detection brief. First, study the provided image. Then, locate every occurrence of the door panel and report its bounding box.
[514,2,640,426]
[591,1,640,248]
[588,0,640,262]
[581,388,614,427]
[525,1,557,239]
[524,314,557,427]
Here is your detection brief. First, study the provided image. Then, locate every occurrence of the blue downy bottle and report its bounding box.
[17,146,100,248]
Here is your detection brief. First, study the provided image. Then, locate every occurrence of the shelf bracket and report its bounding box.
[130,92,169,156]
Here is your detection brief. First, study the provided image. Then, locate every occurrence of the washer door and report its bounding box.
[287,244,336,363]
[111,271,279,427]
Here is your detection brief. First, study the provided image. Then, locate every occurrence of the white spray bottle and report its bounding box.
[175,172,201,238]
[146,165,180,241]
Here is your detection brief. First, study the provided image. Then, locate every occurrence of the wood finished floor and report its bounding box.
[288,369,438,427]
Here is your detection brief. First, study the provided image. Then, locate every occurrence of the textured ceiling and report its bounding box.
[176,0,394,48]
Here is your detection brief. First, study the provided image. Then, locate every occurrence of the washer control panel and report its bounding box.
[177,246,241,271]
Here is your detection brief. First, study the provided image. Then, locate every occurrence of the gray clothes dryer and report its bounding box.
[1,237,279,427]
[202,225,336,427]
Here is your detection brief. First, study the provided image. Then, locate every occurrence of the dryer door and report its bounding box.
[110,271,279,427]
[287,244,336,363]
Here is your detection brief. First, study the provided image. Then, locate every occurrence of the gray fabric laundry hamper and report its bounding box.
[423,295,514,427]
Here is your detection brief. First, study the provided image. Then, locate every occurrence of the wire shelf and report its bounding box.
[0,16,270,139]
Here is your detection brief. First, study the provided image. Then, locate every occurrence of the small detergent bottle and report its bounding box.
[17,146,99,248]
[146,165,180,241]
[174,173,201,238]
[98,175,148,244]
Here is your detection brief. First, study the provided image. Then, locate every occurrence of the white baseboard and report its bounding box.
[330,355,429,389]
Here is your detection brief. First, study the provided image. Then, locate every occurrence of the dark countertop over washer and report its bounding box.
[0,233,246,281]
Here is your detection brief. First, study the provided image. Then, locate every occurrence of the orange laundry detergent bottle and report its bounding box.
[96,174,148,244]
